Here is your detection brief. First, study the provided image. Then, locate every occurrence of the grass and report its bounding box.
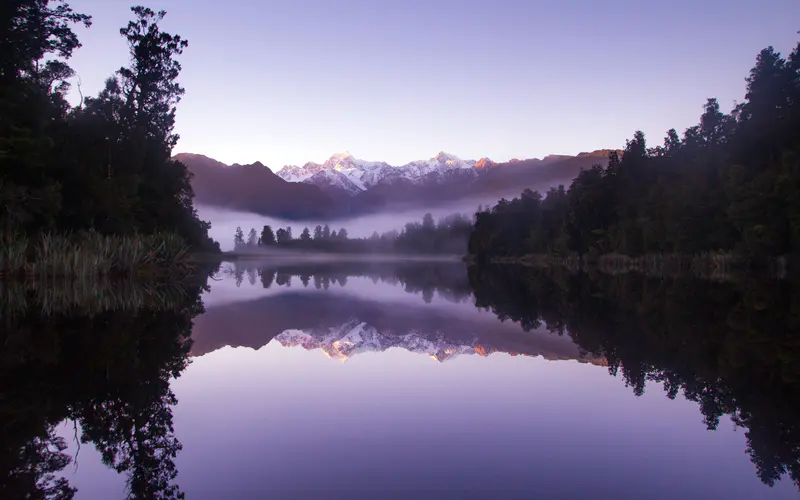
[0,232,193,279]
[0,278,191,317]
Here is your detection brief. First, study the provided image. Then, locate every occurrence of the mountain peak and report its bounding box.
[474,157,496,169]
[270,148,612,196]
[329,151,354,161]
[433,151,458,162]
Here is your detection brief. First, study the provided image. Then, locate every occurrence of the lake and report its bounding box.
[2,260,798,499]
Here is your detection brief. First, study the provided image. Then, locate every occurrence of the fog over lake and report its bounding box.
[196,176,576,251]
[197,200,493,251]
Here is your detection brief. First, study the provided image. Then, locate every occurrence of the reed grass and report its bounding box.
[0,232,192,279]
[0,278,190,317]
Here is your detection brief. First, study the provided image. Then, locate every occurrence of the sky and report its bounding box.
[64,0,800,168]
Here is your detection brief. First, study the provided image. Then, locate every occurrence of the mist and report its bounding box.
[197,176,571,251]
[197,197,485,251]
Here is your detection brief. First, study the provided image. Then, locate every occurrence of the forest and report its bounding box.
[469,37,800,265]
[231,212,473,255]
[0,1,219,274]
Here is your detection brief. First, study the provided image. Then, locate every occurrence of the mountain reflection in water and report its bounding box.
[193,261,602,365]
[0,260,798,499]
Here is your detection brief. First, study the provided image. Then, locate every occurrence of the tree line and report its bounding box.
[468,265,800,491]
[1,2,218,252]
[469,37,800,262]
[232,212,473,255]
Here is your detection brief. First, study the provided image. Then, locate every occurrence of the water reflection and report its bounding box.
[0,260,798,498]
[222,259,474,302]
[469,264,800,491]
[0,272,212,499]
[194,261,598,365]
[194,260,800,495]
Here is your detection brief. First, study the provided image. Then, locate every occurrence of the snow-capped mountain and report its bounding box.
[305,169,363,195]
[275,319,495,363]
[275,151,479,193]
[399,151,477,176]
[180,149,620,219]
[276,161,325,182]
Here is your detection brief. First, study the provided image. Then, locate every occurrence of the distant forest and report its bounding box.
[233,213,472,255]
[1,2,218,252]
[469,37,800,262]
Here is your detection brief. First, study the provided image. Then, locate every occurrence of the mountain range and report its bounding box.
[176,149,618,220]
[190,288,604,366]
[274,319,604,364]
[191,260,606,364]
[275,151,483,193]
[174,153,334,219]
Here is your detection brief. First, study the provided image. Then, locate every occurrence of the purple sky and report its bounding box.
[65,0,799,167]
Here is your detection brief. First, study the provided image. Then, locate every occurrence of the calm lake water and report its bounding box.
[2,260,798,499]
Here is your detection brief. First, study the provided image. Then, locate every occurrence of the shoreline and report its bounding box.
[204,251,464,263]
[463,252,791,280]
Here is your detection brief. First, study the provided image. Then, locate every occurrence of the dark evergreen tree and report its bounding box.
[467,34,800,263]
[260,225,275,246]
[0,2,219,252]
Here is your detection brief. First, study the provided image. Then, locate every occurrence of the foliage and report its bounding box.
[0,231,193,279]
[0,277,192,317]
[0,2,218,254]
[469,37,800,263]
[259,225,274,246]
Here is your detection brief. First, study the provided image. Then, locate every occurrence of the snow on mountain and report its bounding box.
[275,151,479,193]
[275,161,325,183]
[305,169,363,195]
[274,319,480,362]
[400,151,477,176]
[318,152,394,190]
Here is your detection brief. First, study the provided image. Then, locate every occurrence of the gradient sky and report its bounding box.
[65,0,800,168]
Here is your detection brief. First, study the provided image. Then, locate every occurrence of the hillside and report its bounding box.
[177,150,619,219]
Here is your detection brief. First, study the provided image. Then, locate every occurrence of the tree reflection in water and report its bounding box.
[3,260,799,495]
[468,264,800,490]
[0,269,214,499]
